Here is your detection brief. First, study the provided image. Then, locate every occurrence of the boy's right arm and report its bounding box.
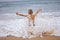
[16,12,27,17]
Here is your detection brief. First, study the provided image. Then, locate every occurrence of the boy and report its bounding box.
[16,8,42,26]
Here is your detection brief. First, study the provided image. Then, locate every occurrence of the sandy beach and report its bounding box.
[0,35,60,40]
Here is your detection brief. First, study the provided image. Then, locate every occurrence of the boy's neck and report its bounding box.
[29,14,32,15]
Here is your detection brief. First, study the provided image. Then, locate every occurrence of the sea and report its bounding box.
[0,0,60,38]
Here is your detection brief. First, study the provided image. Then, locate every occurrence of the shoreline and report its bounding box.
[0,35,60,40]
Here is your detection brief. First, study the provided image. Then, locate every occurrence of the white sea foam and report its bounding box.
[0,15,60,38]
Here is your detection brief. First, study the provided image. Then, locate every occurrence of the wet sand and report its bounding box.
[0,35,60,40]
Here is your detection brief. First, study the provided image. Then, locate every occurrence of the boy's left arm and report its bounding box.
[34,8,42,16]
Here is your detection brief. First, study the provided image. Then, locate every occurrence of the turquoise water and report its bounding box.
[0,1,60,14]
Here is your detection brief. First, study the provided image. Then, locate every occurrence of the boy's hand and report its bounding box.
[16,12,19,15]
[34,8,42,16]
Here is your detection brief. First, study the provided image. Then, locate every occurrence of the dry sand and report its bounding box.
[0,35,60,40]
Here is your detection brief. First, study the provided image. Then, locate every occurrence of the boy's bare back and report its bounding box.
[16,8,42,26]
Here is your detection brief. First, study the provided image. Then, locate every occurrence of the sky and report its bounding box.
[0,0,60,2]
[1,0,18,1]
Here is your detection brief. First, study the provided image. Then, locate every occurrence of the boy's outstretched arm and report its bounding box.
[16,12,27,17]
[34,8,42,16]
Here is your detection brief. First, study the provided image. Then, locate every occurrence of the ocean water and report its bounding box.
[0,0,60,38]
[0,0,60,20]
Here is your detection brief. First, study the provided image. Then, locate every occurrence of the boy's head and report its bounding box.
[28,9,33,15]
